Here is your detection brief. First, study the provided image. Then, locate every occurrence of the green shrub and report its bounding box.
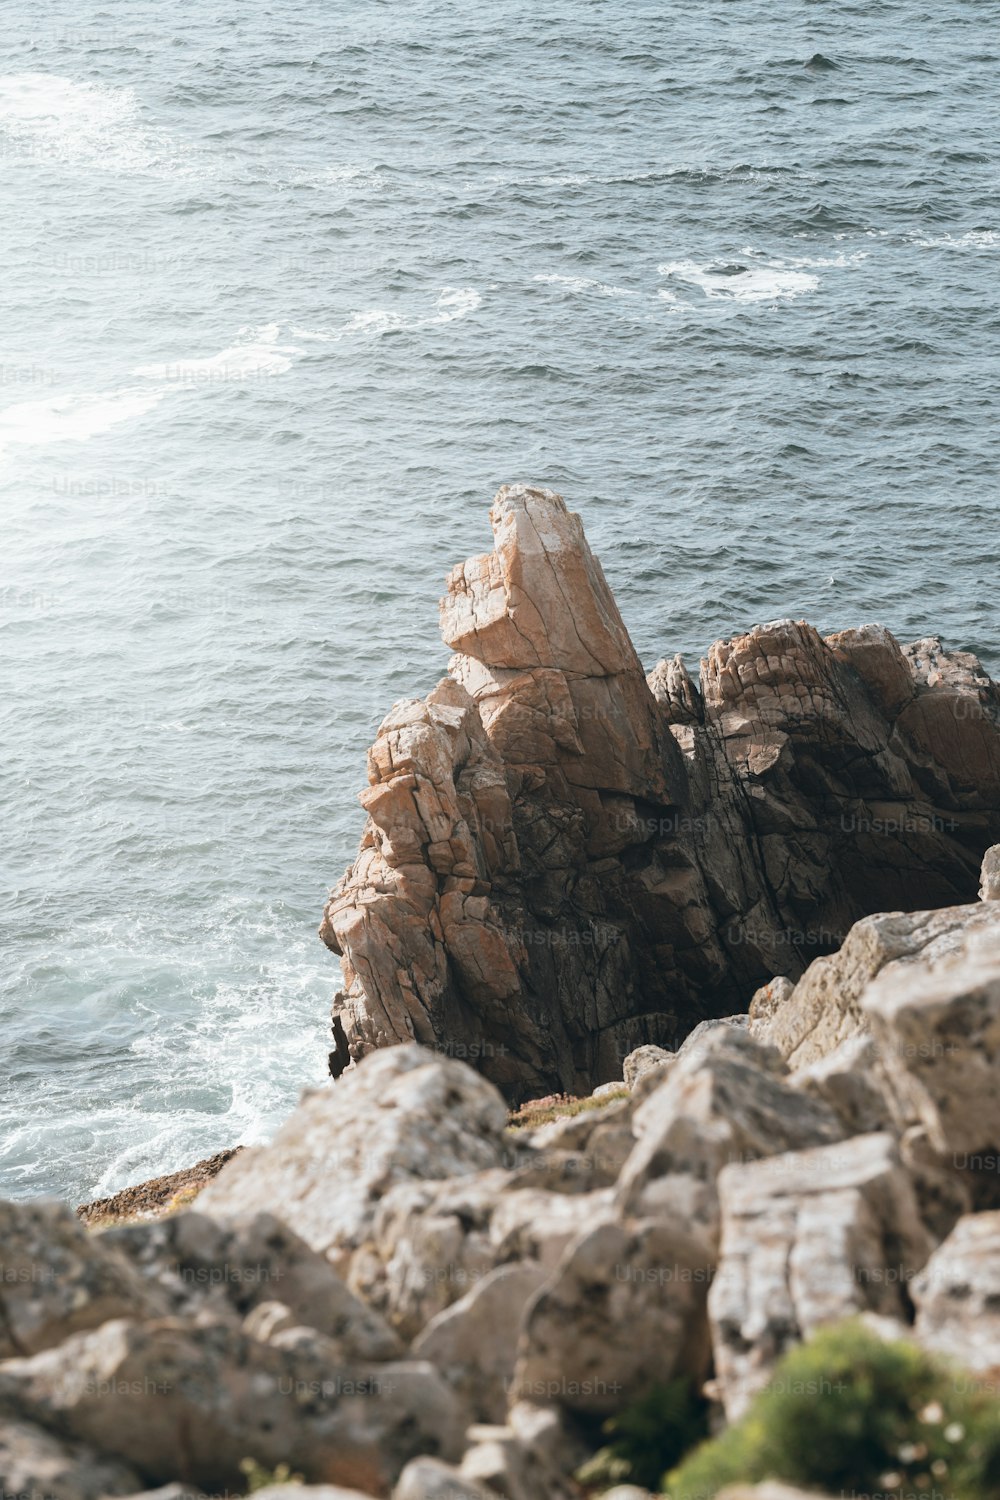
[666,1321,1000,1499]
[576,1377,709,1492]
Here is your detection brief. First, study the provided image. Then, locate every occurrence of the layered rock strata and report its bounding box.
[320,486,1000,1100]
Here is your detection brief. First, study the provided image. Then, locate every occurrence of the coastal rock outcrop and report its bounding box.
[320,486,1000,1099]
[4,921,1000,1500]
[197,1046,509,1275]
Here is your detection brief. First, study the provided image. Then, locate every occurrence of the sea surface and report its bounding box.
[2,1,998,1204]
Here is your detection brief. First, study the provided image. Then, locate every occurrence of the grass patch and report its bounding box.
[508,1088,629,1131]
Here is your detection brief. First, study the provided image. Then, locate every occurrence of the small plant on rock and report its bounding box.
[239,1458,303,1492]
[576,1377,709,1492]
[665,1320,1000,1499]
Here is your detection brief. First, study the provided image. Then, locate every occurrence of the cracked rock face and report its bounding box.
[912,1211,1000,1372]
[708,1134,934,1420]
[321,485,1000,1100]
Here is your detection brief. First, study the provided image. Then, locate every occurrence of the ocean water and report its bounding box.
[1,1,998,1205]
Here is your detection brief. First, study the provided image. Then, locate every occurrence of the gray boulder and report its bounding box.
[105,1209,401,1359]
[709,1133,934,1419]
[616,1029,845,1239]
[752,901,1000,1068]
[0,1316,463,1495]
[862,932,1000,1155]
[198,1046,509,1274]
[622,1044,674,1090]
[913,1211,1000,1372]
[789,1035,893,1136]
[393,1456,499,1498]
[512,1217,713,1417]
[412,1262,547,1423]
[0,1199,166,1359]
[0,1416,141,1500]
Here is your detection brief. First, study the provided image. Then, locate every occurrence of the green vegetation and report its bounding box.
[239,1459,303,1492]
[666,1322,1000,1499]
[576,1378,709,1492]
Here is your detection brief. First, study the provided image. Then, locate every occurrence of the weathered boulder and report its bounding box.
[0,1317,463,1497]
[862,929,1000,1155]
[982,844,1000,900]
[393,1457,498,1499]
[253,1489,378,1500]
[897,1124,974,1243]
[709,1134,934,1419]
[411,1262,548,1423]
[615,1029,845,1239]
[913,1212,1000,1371]
[458,1421,578,1500]
[677,1015,750,1054]
[197,1047,509,1275]
[352,1167,611,1339]
[105,1210,401,1360]
[622,1044,674,1089]
[0,1416,142,1500]
[0,1199,167,1359]
[751,900,1000,1069]
[512,1217,713,1417]
[321,488,1000,1098]
[788,1035,893,1137]
[748,977,794,1028]
[117,1487,204,1500]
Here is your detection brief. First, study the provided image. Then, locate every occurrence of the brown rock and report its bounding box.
[321,487,1000,1099]
[76,1150,242,1227]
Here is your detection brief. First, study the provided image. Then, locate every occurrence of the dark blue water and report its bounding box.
[2,0,998,1202]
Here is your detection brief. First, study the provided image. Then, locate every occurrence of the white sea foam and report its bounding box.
[913,229,997,251]
[0,387,165,456]
[428,287,482,322]
[134,324,303,382]
[293,287,482,343]
[287,163,388,193]
[534,273,635,297]
[657,258,820,303]
[0,73,184,174]
[0,325,303,463]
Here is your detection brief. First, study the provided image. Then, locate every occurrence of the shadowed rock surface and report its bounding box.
[321,486,1000,1100]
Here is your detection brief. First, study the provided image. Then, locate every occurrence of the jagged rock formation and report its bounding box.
[321,485,1000,1100]
[3,878,1000,1500]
